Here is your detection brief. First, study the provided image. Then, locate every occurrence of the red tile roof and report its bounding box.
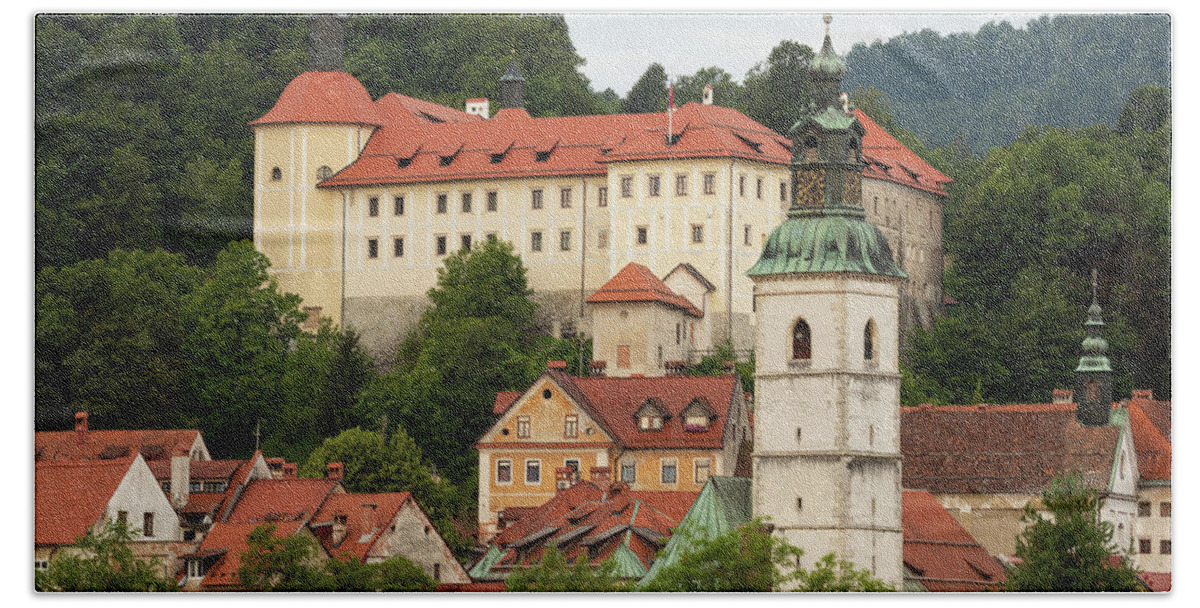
[1127,397,1171,481]
[1138,572,1171,592]
[35,428,201,462]
[146,459,243,481]
[223,477,341,524]
[902,490,1006,591]
[215,453,262,522]
[250,71,383,127]
[586,262,703,317]
[493,391,522,415]
[35,456,135,545]
[900,403,1121,493]
[856,109,951,196]
[310,492,413,562]
[192,520,306,588]
[550,370,739,450]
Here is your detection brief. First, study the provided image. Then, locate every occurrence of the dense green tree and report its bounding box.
[1003,473,1143,591]
[505,547,626,592]
[743,40,815,135]
[237,524,332,591]
[687,342,754,394]
[325,555,436,592]
[673,66,745,110]
[35,520,176,592]
[622,63,669,113]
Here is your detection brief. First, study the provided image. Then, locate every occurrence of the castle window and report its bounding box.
[676,323,681,345]
[617,345,630,368]
[744,225,752,246]
[461,234,472,252]
[496,459,512,484]
[560,187,572,208]
[564,414,578,438]
[636,226,648,245]
[620,176,633,198]
[531,189,543,210]
[703,173,716,195]
[368,197,379,217]
[756,177,763,199]
[648,175,661,197]
[393,238,404,257]
[560,230,571,251]
[516,415,531,439]
[436,236,447,256]
[597,186,608,207]
[1161,502,1171,517]
[660,459,677,484]
[780,181,787,202]
[675,174,687,196]
[1138,501,1151,516]
[367,238,379,259]
[271,167,282,181]
[793,319,812,360]
[530,231,543,252]
[691,224,704,244]
[1161,540,1172,554]
[597,229,609,250]
[461,192,472,213]
[864,320,877,361]
[394,196,405,215]
[1139,539,1152,554]
[738,174,746,197]
[487,191,498,212]
[316,165,333,181]
[436,194,448,214]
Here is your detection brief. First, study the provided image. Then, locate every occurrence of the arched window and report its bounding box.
[863,320,876,361]
[792,319,812,360]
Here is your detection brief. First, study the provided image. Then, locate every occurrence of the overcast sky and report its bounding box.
[564,13,1044,95]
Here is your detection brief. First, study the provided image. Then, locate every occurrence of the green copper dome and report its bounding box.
[747,205,906,278]
[810,32,847,79]
[1075,290,1112,373]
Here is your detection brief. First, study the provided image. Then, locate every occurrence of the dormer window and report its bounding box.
[681,397,716,432]
[639,414,663,431]
[636,399,667,432]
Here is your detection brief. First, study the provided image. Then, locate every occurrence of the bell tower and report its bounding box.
[1075,269,1113,426]
[747,14,905,588]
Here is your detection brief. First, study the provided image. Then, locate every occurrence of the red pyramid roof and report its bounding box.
[251,71,383,127]
[586,262,702,317]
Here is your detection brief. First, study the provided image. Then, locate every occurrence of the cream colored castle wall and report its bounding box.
[862,179,944,333]
[1134,485,1172,572]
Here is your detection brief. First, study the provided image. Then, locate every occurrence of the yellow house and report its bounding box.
[475,362,749,542]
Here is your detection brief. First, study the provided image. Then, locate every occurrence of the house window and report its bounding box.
[461,234,472,252]
[394,196,405,215]
[368,197,379,217]
[621,461,637,483]
[564,458,580,472]
[564,414,579,438]
[531,231,543,252]
[1139,539,1152,554]
[560,230,571,251]
[36,560,49,571]
[744,224,752,245]
[661,459,677,484]
[394,237,404,257]
[202,481,226,493]
[367,238,379,259]
[532,189,544,209]
[560,187,572,208]
[738,174,745,197]
[694,458,711,484]
[461,192,472,213]
[617,345,631,368]
[434,563,441,581]
[756,177,763,199]
[525,460,541,484]
[496,459,512,484]
[1161,502,1171,517]
[516,415,531,438]
[780,181,787,202]
[620,176,633,198]
[864,320,877,361]
[597,229,609,250]
[648,175,661,197]
[793,319,812,360]
[691,224,704,244]
[675,174,687,196]
[1139,501,1151,516]
[190,481,203,492]
[271,167,282,181]
[703,173,715,195]
[436,236,447,256]
[1161,540,1172,554]
[636,226,648,245]
[143,512,154,537]
[436,193,448,214]
[117,510,128,526]
[487,191,498,212]
[684,414,708,432]
[598,187,608,207]
[639,414,663,431]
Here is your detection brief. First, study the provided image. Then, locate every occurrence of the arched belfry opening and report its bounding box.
[864,319,877,361]
[792,319,812,360]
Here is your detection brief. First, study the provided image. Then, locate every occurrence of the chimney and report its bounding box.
[465,97,490,119]
[590,466,611,484]
[74,411,88,445]
[307,14,345,71]
[331,510,348,545]
[547,360,568,371]
[703,84,714,105]
[327,462,344,481]
[1131,389,1154,401]
[1052,389,1074,404]
[282,463,298,478]
[555,467,579,491]
[589,360,607,377]
[170,455,191,508]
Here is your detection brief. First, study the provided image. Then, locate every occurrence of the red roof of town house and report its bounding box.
[215,453,264,522]
[1138,571,1171,592]
[35,456,136,546]
[493,391,522,415]
[310,492,413,562]
[191,520,307,588]
[856,109,952,196]
[548,370,739,450]
[250,71,383,127]
[900,403,1121,493]
[223,477,341,524]
[146,459,243,482]
[35,428,202,463]
[1127,395,1171,481]
[586,263,703,317]
[902,490,1006,591]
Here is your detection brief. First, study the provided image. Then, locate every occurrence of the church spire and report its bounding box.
[1075,269,1113,426]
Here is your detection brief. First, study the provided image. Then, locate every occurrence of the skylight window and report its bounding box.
[396,157,412,169]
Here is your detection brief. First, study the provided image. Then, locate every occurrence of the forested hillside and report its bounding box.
[844,14,1171,151]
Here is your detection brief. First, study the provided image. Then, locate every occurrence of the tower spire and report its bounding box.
[1075,268,1113,426]
[500,48,526,109]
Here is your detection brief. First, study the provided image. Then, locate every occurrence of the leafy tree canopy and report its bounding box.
[35,520,176,592]
[505,547,627,592]
[622,62,668,113]
[743,39,815,135]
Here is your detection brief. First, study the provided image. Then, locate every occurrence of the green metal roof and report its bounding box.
[810,33,847,78]
[467,544,504,581]
[746,205,907,278]
[638,476,752,587]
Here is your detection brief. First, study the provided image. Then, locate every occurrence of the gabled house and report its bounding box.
[35,411,211,463]
[36,453,185,576]
[477,363,749,541]
[1127,389,1171,573]
[309,492,469,584]
[181,520,325,590]
[147,451,273,542]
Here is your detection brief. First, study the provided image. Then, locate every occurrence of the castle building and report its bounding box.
[250,24,948,358]
[744,18,906,587]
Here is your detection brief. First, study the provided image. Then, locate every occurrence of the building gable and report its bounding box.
[477,373,614,447]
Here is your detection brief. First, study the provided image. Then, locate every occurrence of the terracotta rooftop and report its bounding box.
[856,109,951,196]
[223,477,341,525]
[35,428,201,463]
[586,262,703,317]
[493,391,522,415]
[1127,394,1171,481]
[1138,571,1171,592]
[900,403,1121,493]
[147,459,243,482]
[902,490,1006,591]
[549,370,739,450]
[310,492,413,562]
[215,453,263,522]
[250,70,383,127]
[191,520,306,588]
[35,456,136,546]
